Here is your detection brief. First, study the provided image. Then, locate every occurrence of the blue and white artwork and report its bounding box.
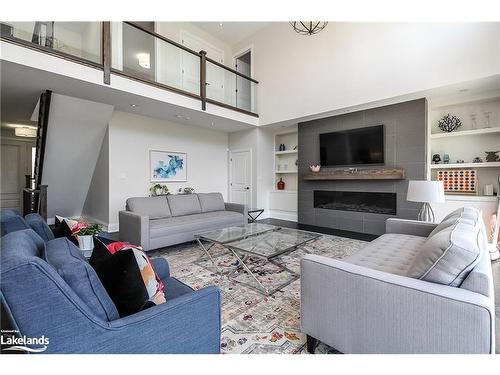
[150,151,187,182]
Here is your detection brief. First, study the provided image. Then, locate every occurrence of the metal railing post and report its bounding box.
[200,50,207,111]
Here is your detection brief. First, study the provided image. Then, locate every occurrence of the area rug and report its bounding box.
[148,229,367,354]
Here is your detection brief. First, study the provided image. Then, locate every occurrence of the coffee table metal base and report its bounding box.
[195,230,318,296]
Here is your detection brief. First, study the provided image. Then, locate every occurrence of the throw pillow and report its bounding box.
[52,215,79,246]
[89,239,166,317]
[407,207,483,286]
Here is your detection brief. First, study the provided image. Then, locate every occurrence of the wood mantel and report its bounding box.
[303,168,406,181]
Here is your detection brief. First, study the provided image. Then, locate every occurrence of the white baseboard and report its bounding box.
[107,223,119,233]
[268,210,298,222]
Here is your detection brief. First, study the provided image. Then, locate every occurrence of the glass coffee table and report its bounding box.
[195,223,321,296]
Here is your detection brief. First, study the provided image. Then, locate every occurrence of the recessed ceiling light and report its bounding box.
[130,104,139,108]
[219,23,223,28]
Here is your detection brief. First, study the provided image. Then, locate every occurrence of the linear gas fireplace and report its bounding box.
[314,190,397,215]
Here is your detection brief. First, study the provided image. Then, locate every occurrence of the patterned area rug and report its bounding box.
[148,229,367,354]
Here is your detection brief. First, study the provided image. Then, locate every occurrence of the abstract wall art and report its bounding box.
[150,150,187,182]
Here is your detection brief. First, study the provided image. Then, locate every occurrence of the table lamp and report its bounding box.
[407,180,445,222]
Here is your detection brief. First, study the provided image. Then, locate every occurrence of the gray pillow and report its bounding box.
[407,207,483,286]
[198,193,225,213]
[126,196,171,219]
[167,194,201,217]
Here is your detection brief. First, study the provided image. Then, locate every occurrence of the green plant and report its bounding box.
[75,223,102,236]
[149,183,170,196]
[178,187,195,194]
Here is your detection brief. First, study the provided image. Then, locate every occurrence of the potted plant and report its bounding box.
[72,222,103,254]
[178,187,195,194]
[149,183,170,196]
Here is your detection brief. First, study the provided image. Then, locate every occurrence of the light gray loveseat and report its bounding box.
[119,193,247,251]
[301,207,496,354]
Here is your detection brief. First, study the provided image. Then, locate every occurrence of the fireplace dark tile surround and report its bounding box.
[298,99,426,236]
[314,190,397,215]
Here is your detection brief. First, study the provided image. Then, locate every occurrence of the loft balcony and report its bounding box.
[0,21,258,119]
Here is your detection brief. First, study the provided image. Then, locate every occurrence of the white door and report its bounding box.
[181,32,225,102]
[1,139,32,212]
[229,150,251,207]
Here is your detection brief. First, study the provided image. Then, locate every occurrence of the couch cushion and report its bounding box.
[25,213,55,242]
[1,229,45,261]
[407,207,483,286]
[1,214,30,236]
[165,277,194,301]
[344,233,426,276]
[198,193,225,213]
[127,196,171,219]
[167,194,201,217]
[149,211,244,239]
[44,237,120,321]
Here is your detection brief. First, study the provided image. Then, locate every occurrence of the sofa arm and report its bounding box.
[385,218,437,237]
[119,210,150,250]
[225,202,248,218]
[151,257,170,279]
[107,286,221,353]
[301,254,495,354]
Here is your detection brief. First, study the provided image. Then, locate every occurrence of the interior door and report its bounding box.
[181,32,225,101]
[229,150,251,207]
[236,58,251,111]
[1,139,31,212]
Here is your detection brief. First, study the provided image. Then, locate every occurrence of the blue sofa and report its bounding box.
[1,215,221,354]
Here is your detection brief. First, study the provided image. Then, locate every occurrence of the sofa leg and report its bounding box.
[306,335,317,354]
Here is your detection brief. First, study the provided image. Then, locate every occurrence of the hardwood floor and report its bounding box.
[256,217,378,241]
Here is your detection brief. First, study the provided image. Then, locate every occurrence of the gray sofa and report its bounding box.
[119,193,247,251]
[301,207,496,354]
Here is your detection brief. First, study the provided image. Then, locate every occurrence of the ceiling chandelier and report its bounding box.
[290,21,328,36]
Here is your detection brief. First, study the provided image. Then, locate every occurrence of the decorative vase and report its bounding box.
[432,154,441,164]
[310,165,321,172]
[77,235,94,251]
[277,178,285,190]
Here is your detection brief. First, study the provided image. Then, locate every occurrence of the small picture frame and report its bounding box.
[150,150,187,182]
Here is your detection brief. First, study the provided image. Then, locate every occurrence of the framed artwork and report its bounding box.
[150,150,187,182]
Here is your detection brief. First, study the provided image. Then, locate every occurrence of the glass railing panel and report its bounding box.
[206,60,257,113]
[1,22,102,64]
[111,22,200,97]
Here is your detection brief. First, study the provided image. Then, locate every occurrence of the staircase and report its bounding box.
[22,90,51,219]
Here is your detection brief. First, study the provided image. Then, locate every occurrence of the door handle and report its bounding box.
[245,187,250,190]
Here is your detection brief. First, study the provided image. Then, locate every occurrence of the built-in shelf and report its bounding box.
[275,170,297,174]
[444,194,498,202]
[275,150,298,155]
[430,162,500,169]
[304,168,406,181]
[430,127,500,139]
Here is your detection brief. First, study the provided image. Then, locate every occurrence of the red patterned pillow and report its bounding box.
[89,240,166,316]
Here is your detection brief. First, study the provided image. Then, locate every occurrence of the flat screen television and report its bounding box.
[319,125,384,166]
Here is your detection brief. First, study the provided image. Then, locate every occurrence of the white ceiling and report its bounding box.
[0,60,255,132]
[193,22,271,45]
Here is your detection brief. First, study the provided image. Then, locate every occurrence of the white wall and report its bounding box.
[42,94,114,221]
[108,111,229,228]
[82,128,110,226]
[233,22,500,125]
[228,125,296,216]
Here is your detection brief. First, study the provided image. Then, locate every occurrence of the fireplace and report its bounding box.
[314,190,397,215]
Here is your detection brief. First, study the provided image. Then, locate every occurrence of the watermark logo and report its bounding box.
[1,330,49,353]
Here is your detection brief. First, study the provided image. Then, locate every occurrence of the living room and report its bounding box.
[1,0,500,373]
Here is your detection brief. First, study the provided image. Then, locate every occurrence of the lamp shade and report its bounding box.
[407,180,445,203]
